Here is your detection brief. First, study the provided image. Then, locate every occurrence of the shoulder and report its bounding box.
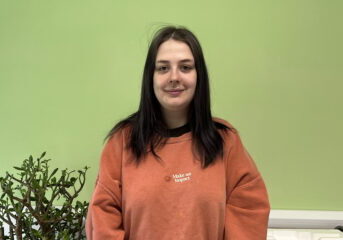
[105,113,137,145]
[106,124,132,147]
[212,117,237,133]
[212,117,243,148]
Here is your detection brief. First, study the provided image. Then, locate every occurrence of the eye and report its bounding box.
[181,65,194,72]
[156,66,169,72]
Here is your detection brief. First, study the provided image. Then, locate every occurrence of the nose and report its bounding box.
[169,67,180,84]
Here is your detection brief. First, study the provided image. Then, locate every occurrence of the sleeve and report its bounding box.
[86,130,126,240]
[224,129,270,240]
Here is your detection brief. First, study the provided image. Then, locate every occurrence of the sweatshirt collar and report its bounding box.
[163,123,191,138]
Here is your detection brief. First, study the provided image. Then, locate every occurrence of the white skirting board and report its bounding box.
[269,210,343,229]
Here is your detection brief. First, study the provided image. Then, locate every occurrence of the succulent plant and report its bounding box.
[0,152,89,240]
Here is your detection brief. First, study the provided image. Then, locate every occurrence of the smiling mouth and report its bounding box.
[165,89,184,96]
[165,89,185,92]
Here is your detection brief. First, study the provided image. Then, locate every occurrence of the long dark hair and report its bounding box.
[106,25,231,168]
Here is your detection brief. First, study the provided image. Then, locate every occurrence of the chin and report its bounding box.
[163,103,189,112]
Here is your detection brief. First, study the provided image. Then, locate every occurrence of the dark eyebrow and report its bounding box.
[156,59,194,64]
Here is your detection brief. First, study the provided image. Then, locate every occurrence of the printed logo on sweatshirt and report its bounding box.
[172,172,192,183]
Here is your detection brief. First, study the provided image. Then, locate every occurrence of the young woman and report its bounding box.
[86,26,270,240]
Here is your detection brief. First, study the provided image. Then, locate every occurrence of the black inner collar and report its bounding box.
[164,123,191,137]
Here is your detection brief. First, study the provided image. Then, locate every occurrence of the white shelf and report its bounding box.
[269,210,343,229]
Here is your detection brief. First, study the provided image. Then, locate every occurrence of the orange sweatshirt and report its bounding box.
[86,119,270,240]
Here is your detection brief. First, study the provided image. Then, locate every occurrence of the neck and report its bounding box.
[162,109,188,129]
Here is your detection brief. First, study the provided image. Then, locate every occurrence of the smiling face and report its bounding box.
[153,39,197,116]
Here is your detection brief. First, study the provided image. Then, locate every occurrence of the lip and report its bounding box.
[165,89,184,96]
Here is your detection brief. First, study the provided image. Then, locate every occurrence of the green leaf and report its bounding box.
[76,200,82,208]
[13,166,25,171]
[40,151,46,159]
[29,196,37,201]
[70,177,76,183]
[51,177,56,184]
[49,168,58,179]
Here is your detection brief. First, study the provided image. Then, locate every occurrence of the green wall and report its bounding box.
[1,0,342,210]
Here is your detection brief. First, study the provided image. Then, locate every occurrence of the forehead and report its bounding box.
[155,39,194,61]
